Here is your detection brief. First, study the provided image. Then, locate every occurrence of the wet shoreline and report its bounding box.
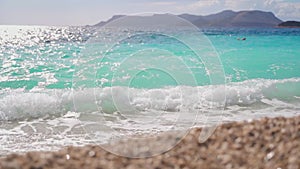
[0,115,299,169]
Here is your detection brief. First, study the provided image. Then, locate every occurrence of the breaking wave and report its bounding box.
[0,78,299,121]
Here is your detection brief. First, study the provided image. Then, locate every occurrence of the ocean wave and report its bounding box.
[0,78,299,121]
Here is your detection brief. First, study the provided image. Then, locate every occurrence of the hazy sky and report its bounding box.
[0,0,300,26]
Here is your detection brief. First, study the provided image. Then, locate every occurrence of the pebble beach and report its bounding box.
[1,115,299,169]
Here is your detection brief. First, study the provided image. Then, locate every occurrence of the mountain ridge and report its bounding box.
[278,21,300,28]
[94,10,283,27]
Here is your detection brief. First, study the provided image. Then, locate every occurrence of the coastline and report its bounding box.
[0,115,299,169]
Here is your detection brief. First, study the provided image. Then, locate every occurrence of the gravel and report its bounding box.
[0,116,299,169]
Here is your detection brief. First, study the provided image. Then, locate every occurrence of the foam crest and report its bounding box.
[0,78,299,121]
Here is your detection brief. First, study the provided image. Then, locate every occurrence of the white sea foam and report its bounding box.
[0,78,300,156]
[0,78,299,121]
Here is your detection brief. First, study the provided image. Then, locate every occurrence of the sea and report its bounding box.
[0,24,299,155]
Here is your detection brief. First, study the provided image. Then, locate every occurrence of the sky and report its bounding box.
[0,0,300,26]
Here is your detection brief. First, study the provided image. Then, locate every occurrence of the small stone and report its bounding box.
[88,151,96,157]
[265,152,275,161]
[66,154,70,160]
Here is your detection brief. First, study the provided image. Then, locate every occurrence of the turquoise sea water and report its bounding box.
[0,25,299,154]
[1,27,299,89]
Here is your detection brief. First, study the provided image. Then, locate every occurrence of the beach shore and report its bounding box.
[0,116,299,169]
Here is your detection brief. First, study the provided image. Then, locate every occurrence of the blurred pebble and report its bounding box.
[0,116,299,169]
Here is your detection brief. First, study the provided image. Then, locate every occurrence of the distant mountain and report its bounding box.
[94,15,125,27]
[209,10,281,27]
[278,21,300,28]
[94,10,283,28]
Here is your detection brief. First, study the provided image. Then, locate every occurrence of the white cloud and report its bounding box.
[176,0,223,14]
[272,1,300,20]
[148,1,178,6]
[191,0,221,9]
